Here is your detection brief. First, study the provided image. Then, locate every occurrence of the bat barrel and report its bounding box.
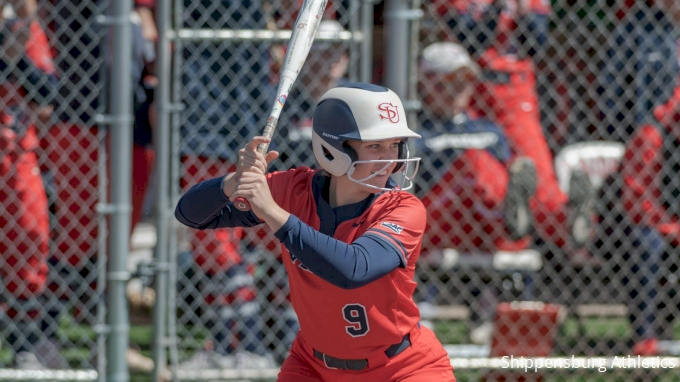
[235,0,328,211]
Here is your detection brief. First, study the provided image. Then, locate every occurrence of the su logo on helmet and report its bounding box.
[378,102,400,123]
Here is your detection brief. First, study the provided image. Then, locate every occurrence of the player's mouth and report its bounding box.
[371,170,388,176]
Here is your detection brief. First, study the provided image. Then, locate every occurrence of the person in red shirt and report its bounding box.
[415,41,597,343]
[175,83,455,381]
[438,0,595,253]
[417,41,537,254]
[600,85,680,353]
[0,0,67,369]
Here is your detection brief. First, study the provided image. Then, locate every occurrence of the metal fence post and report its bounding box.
[151,0,173,379]
[384,0,410,97]
[107,1,133,381]
[361,0,375,83]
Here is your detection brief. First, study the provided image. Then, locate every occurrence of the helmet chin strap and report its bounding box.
[346,158,420,191]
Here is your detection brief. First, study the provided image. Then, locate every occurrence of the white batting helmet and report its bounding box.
[311,83,421,191]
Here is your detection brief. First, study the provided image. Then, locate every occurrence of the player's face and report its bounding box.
[420,70,475,118]
[346,138,401,190]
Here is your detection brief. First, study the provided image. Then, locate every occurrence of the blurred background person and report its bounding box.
[415,40,597,343]
[0,0,66,369]
[597,84,680,355]
[417,41,535,256]
[436,0,595,255]
[416,41,537,343]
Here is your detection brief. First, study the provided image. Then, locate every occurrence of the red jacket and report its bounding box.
[621,86,680,245]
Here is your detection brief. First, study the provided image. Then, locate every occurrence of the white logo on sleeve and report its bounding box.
[381,222,403,234]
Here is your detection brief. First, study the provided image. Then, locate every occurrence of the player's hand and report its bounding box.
[232,170,290,231]
[222,136,278,198]
[235,136,279,179]
[231,170,276,219]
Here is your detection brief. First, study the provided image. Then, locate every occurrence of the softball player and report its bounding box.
[176,83,456,381]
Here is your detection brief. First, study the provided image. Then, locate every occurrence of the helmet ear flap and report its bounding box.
[312,131,353,176]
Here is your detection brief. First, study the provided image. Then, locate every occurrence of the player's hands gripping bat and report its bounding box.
[233,0,329,211]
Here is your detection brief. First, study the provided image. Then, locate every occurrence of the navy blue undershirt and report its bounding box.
[175,172,405,289]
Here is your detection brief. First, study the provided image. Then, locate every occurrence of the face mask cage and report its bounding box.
[347,157,421,191]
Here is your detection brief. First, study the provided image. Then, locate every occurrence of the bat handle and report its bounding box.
[233,117,278,212]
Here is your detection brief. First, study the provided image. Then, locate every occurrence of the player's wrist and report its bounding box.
[261,205,290,233]
[221,173,238,198]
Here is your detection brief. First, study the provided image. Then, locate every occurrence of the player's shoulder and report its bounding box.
[369,191,427,234]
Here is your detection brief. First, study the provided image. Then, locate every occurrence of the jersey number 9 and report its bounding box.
[343,304,369,337]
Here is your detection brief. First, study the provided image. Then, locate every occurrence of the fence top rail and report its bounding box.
[169,29,362,43]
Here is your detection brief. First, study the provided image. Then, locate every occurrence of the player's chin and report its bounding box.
[363,179,389,193]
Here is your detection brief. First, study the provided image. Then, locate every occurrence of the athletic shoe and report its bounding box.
[504,157,537,240]
[14,338,70,370]
[470,321,494,345]
[567,170,595,249]
[175,350,235,371]
[234,351,278,369]
[35,337,70,369]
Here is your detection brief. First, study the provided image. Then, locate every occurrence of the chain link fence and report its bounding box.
[410,1,680,380]
[2,0,680,381]
[1,0,110,378]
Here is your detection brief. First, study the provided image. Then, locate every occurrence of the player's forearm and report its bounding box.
[259,205,290,233]
[175,177,231,228]
[175,176,260,229]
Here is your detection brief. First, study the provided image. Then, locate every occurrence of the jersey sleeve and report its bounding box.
[362,195,427,267]
[274,215,404,289]
[174,176,262,229]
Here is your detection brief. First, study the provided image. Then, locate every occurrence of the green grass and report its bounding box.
[560,317,632,340]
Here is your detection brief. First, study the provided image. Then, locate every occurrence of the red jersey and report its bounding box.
[442,0,551,17]
[267,167,425,359]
